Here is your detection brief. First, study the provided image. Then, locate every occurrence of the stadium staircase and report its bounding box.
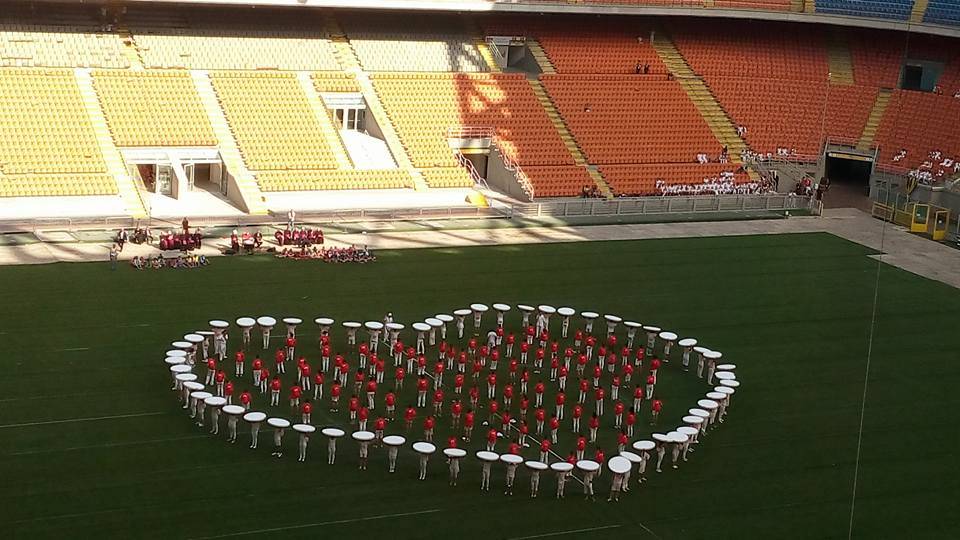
[857,88,892,151]
[75,69,147,218]
[296,72,353,168]
[191,71,267,214]
[461,18,501,72]
[323,14,427,190]
[650,34,756,179]
[526,40,556,75]
[910,0,930,23]
[115,27,145,70]
[791,0,806,11]
[826,33,855,85]
[805,0,817,13]
[528,78,613,198]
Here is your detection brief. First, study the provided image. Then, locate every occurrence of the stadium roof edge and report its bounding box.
[39,0,960,39]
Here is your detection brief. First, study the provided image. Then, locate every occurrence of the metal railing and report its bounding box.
[510,193,814,218]
[455,150,491,190]
[448,125,535,200]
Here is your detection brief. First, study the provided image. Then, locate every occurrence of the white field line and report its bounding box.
[508,524,624,540]
[188,508,442,539]
[0,411,164,429]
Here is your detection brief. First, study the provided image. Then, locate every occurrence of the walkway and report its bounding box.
[1,209,958,289]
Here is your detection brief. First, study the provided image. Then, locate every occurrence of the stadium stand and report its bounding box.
[0,68,117,197]
[341,14,488,72]
[847,29,909,88]
[0,24,128,69]
[816,0,914,21]
[670,21,830,81]
[420,167,476,189]
[541,75,723,164]
[706,77,877,156]
[924,0,960,26]
[211,71,340,171]
[481,16,665,74]
[93,70,216,147]
[312,72,361,93]
[875,90,960,169]
[256,168,414,192]
[599,163,751,196]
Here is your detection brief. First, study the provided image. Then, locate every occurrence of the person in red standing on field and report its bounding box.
[486,370,497,400]
[439,340,448,366]
[423,415,435,442]
[594,446,605,478]
[478,344,489,369]
[358,405,369,431]
[469,384,480,411]
[606,352,617,375]
[520,368,530,395]
[625,407,637,437]
[549,414,560,444]
[464,408,475,442]
[572,402,583,433]
[418,354,428,378]
[433,359,444,390]
[205,357,217,385]
[576,434,587,461]
[224,380,234,405]
[375,355,385,384]
[623,362,634,385]
[269,376,282,406]
[374,416,386,447]
[395,365,406,392]
[240,389,252,411]
[416,375,428,408]
[577,352,588,378]
[404,404,417,431]
[633,384,644,412]
[234,350,245,377]
[215,370,226,396]
[508,357,519,383]
[613,400,625,428]
[358,342,369,370]
[313,369,324,400]
[456,350,466,374]
[405,346,416,374]
[486,427,498,452]
[384,388,396,420]
[503,383,514,410]
[348,394,359,423]
[555,390,567,421]
[285,335,296,364]
[392,339,404,367]
[505,332,515,357]
[588,413,600,443]
[525,325,536,347]
[646,373,656,401]
[585,334,597,363]
[433,388,445,417]
[538,329,549,351]
[608,333,618,350]
[488,399,500,426]
[519,341,530,366]
[578,377,589,404]
[490,348,501,371]
[591,364,602,388]
[539,438,552,463]
[535,406,546,435]
[650,356,661,383]
[453,371,465,396]
[534,347,545,374]
[574,328,584,350]
[519,394,530,419]
[450,399,463,429]
[330,381,341,412]
[518,419,529,446]
[650,398,663,425]
[611,374,621,402]
[259,367,269,394]
[500,410,512,438]
[620,345,631,368]
[365,376,377,410]
[321,342,331,373]
[252,356,263,388]
[290,384,303,411]
[595,386,606,417]
[549,356,559,382]
[353,368,365,396]
[274,348,286,375]
[301,399,312,424]
[597,345,607,369]
[534,380,545,408]
[467,337,478,358]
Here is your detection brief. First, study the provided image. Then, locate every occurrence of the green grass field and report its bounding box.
[1,232,957,539]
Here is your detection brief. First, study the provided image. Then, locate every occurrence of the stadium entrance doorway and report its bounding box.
[824,151,873,208]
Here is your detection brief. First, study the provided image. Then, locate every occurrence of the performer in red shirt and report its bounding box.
[330,381,341,412]
[416,375,428,408]
[358,405,369,431]
[312,370,324,400]
[651,399,663,425]
[611,374,621,401]
[214,370,226,396]
[205,357,217,386]
[613,400,625,428]
[576,435,587,461]
[577,353,588,378]
[234,350,245,377]
[539,438,551,463]
[252,357,263,388]
[374,416,386,446]
[520,368,530,394]
[348,394,359,423]
[534,380,545,408]
[583,412,598,443]
[270,376,282,406]
[650,357,661,382]
[488,400,500,426]
[574,329,584,349]
[555,390,566,420]
[646,374,656,401]
[505,333,515,357]
[508,357,519,382]
[433,360,445,390]
[289,384,302,410]
[404,404,417,431]
[503,383,514,410]
[274,348,286,375]
[623,363,634,384]
[595,386,605,417]
[423,415,435,442]
[578,377,589,404]
[365,377,378,410]
[519,394,530,418]
[301,399,312,424]
[486,427,498,452]
[469,384,480,410]
[395,366,406,391]
[592,364,602,388]
[224,380,234,405]
[464,409,475,442]
[358,342,369,370]
[572,402,583,433]
[450,399,463,429]
[535,407,546,435]
[321,343,331,373]
[285,336,296,364]
[384,390,396,420]
[633,384,644,412]
[432,388,444,417]
[549,415,560,444]
[549,356,559,382]
[625,408,637,437]
[518,420,529,447]
[535,347,545,373]
[486,371,497,400]
[585,335,597,362]
[240,390,252,411]
[520,341,530,366]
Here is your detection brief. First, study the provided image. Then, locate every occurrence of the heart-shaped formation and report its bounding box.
[164,304,739,499]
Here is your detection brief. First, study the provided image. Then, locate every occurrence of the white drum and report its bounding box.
[413,442,437,455]
[697,399,719,410]
[267,418,291,429]
[176,373,198,383]
[364,321,384,331]
[715,372,736,381]
[550,462,574,473]
[222,405,245,416]
[717,363,736,371]
[603,314,622,323]
[209,320,230,329]
[720,379,740,389]
[620,451,642,464]
[256,316,277,328]
[204,396,227,407]
[243,412,266,423]
[470,303,489,313]
[293,424,317,434]
[352,430,375,442]
[182,381,204,391]
[678,338,698,348]
[172,341,192,350]
[444,448,467,459]
[453,309,471,317]
[658,331,678,341]
[706,392,727,401]
[283,317,303,326]
[525,460,548,471]
[435,314,454,323]
[557,307,576,317]
[322,427,346,438]
[476,451,500,463]
[492,303,512,313]
[184,334,204,344]
[538,305,557,315]
[501,453,523,465]
[677,426,699,438]
[412,322,431,332]
[170,364,192,374]
[163,356,186,365]
[651,433,671,443]
[607,456,631,474]
[166,350,187,358]
[576,459,600,473]
[236,317,256,328]
[632,440,655,452]
[383,435,406,447]
[682,415,705,425]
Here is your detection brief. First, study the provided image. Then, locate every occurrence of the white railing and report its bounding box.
[485,37,507,66]
[455,150,491,190]
[496,147,535,200]
[448,125,535,200]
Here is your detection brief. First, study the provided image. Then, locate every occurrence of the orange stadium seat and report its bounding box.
[600,163,751,196]
[875,91,960,170]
